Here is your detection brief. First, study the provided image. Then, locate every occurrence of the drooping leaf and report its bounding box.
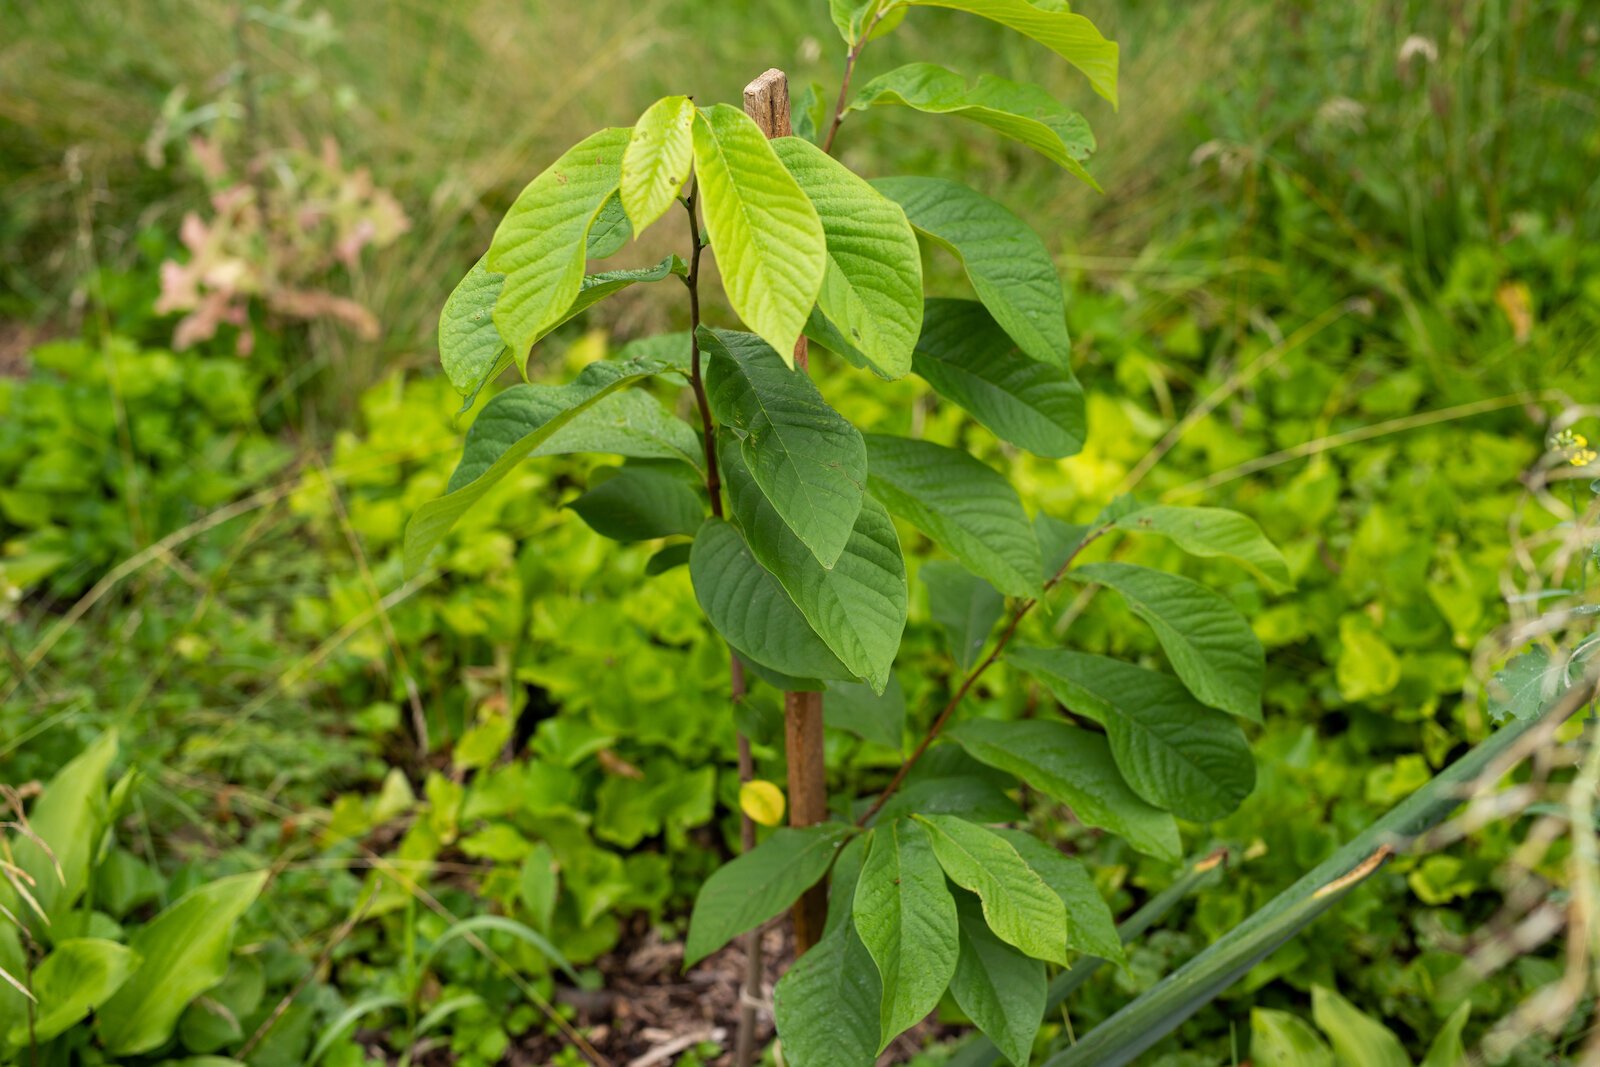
[567,467,704,542]
[1420,1002,1471,1067]
[692,104,826,358]
[703,328,867,567]
[1309,986,1410,1067]
[989,829,1125,964]
[12,939,139,1045]
[621,95,696,231]
[916,814,1068,964]
[874,177,1071,369]
[923,560,1005,671]
[685,823,854,967]
[487,127,630,354]
[586,191,633,258]
[773,137,923,379]
[850,64,1097,188]
[949,893,1046,1067]
[1070,562,1265,721]
[1251,1008,1335,1067]
[945,719,1182,862]
[866,434,1041,597]
[825,675,906,749]
[1113,505,1292,592]
[11,730,118,936]
[1007,649,1255,821]
[913,298,1085,458]
[645,542,693,576]
[772,916,882,1067]
[900,0,1119,106]
[534,388,703,471]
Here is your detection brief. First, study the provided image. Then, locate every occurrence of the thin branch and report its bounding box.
[821,8,891,155]
[681,182,722,517]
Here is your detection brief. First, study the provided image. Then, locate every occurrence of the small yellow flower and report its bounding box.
[1550,428,1583,452]
[1572,448,1598,468]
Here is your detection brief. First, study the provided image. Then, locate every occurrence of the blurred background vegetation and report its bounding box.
[1,0,1597,1064]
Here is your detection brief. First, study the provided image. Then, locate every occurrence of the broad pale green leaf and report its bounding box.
[1008,649,1255,820]
[853,819,959,1048]
[692,104,826,357]
[1071,562,1265,721]
[622,95,695,231]
[12,730,117,936]
[773,917,882,1067]
[403,355,670,573]
[1309,986,1410,1067]
[488,127,629,353]
[825,675,906,749]
[534,389,703,471]
[722,447,907,693]
[1251,1008,1335,1067]
[690,518,853,682]
[567,467,704,542]
[945,719,1182,862]
[829,0,906,44]
[916,814,1067,965]
[703,328,867,566]
[97,871,268,1055]
[950,893,1046,1067]
[866,434,1041,597]
[1420,1002,1470,1067]
[1486,646,1565,724]
[901,0,1119,106]
[874,177,1070,369]
[923,560,1005,671]
[772,136,923,379]
[1114,505,1292,592]
[12,938,139,1044]
[914,298,1085,458]
[991,829,1124,963]
[685,823,854,966]
[850,63,1097,188]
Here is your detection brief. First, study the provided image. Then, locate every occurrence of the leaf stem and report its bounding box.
[821,8,891,155]
[682,180,723,517]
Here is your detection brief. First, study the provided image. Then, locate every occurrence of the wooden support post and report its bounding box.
[744,67,829,956]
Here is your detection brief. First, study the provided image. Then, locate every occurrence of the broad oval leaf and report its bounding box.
[773,918,882,1067]
[874,177,1070,370]
[10,730,118,938]
[850,63,1097,188]
[487,127,629,354]
[703,328,867,567]
[1251,1008,1335,1067]
[853,818,960,1048]
[622,95,696,232]
[1070,562,1265,721]
[567,466,704,542]
[866,434,1041,597]
[915,814,1067,965]
[535,388,703,471]
[901,0,1119,106]
[922,560,1005,672]
[914,298,1085,458]
[685,823,854,966]
[13,938,139,1045]
[1114,505,1292,592]
[773,136,923,379]
[1008,648,1255,821]
[691,104,826,357]
[990,829,1124,964]
[949,892,1046,1067]
[1309,985,1410,1067]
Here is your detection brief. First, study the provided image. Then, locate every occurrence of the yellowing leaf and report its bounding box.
[740,780,787,827]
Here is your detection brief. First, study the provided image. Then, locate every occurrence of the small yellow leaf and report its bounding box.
[739,780,786,827]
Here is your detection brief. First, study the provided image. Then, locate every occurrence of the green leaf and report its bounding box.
[622,95,696,232]
[829,0,906,44]
[586,191,633,258]
[403,355,670,573]
[11,730,118,936]
[916,814,1068,965]
[646,542,693,575]
[772,137,923,379]
[949,893,1046,1067]
[1113,505,1292,592]
[1007,649,1255,821]
[853,818,960,1048]
[945,719,1182,862]
[866,434,1041,597]
[875,177,1070,369]
[1309,986,1410,1067]
[913,298,1085,458]
[567,467,704,542]
[923,560,1005,671]
[989,829,1124,964]
[487,127,629,354]
[1035,513,1092,577]
[97,871,268,1055]
[1251,1008,1335,1067]
[690,518,853,682]
[421,914,577,981]
[1071,562,1265,722]
[722,447,907,693]
[177,956,265,1054]
[773,918,882,1067]
[900,0,1119,106]
[439,254,510,397]
[519,844,559,933]
[825,675,906,749]
[1486,646,1564,724]
[12,938,139,1044]
[849,63,1096,188]
[1420,1002,1470,1067]
[691,104,826,357]
[685,823,854,967]
[703,328,867,567]
[536,388,703,470]
[875,775,1023,825]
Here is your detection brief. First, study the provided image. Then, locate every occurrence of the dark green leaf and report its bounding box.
[567,467,704,542]
[1113,505,1292,592]
[923,560,1005,671]
[535,389,703,471]
[949,893,1046,1067]
[772,918,882,1067]
[825,676,906,749]
[645,542,693,576]
[989,829,1124,964]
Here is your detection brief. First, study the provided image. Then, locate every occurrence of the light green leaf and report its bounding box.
[176,956,264,1054]
[1420,1002,1470,1067]
[685,823,855,967]
[875,177,1070,369]
[690,518,853,683]
[1007,649,1255,820]
[308,994,404,1067]
[520,843,559,933]
[421,914,576,981]
[567,467,704,542]
[1071,562,1265,722]
[622,95,696,232]
[990,829,1124,964]
[945,719,1182,862]
[866,434,1041,597]
[585,191,633,258]
[1113,505,1292,592]
[916,815,1067,965]
[1309,986,1410,1067]
[692,104,826,357]
[773,917,882,1067]
[825,675,906,749]
[853,819,960,1048]
[914,298,1085,458]
[1336,615,1402,703]
[772,137,923,379]
[923,560,1005,671]
[949,892,1046,1067]
[97,871,267,1055]
[11,730,118,937]
[703,328,867,567]
[488,127,629,354]
[1251,1008,1335,1067]
[403,355,670,573]
[534,388,703,470]
[829,0,906,44]
[850,63,1097,188]
[722,447,907,693]
[12,939,138,1044]
[901,0,1119,106]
